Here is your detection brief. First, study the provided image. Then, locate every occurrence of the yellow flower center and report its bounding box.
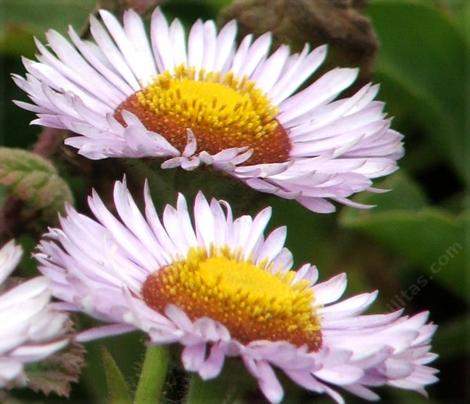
[114,66,291,164]
[142,247,322,350]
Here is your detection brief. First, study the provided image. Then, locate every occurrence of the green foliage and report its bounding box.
[367,0,467,179]
[160,0,232,26]
[134,346,170,404]
[341,174,467,298]
[0,147,73,223]
[0,185,5,207]
[434,315,470,359]
[101,348,133,404]
[79,332,145,402]
[186,360,256,404]
[0,0,96,56]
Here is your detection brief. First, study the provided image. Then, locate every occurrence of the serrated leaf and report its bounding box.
[101,347,132,404]
[340,174,467,298]
[26,341,85,398]
[0,148,73,223]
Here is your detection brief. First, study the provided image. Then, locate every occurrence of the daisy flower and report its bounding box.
[14,8,403,213]
[36,180,437,403]
[0,240,68,388]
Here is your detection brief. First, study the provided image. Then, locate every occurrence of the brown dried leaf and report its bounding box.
[25,341,86,398]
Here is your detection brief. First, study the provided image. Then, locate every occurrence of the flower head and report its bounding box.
[14,8,403,213]
[36,180,437,402]
[0,240,68,388]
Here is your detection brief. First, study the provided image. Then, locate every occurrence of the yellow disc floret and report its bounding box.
[138,66,278,139]
[114,65,292,164]
[142,247,322,351]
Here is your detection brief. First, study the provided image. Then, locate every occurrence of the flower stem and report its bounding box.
[133,345,170,404]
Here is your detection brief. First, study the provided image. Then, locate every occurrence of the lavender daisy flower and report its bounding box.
[0,240,68,388]
[36,180,437,403]
[14,8,403,213]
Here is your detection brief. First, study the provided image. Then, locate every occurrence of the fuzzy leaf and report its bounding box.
[0,148,73,223]
[26,341,85,398]
[101,347,132,404]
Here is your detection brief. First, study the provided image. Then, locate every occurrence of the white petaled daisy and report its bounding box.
[0,240,68,388]
[36,180,437,403]
[14,8,403,213]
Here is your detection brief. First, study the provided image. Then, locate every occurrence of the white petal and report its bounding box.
[0,241,23,284]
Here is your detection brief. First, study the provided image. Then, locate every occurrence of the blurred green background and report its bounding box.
[0,0,468,403]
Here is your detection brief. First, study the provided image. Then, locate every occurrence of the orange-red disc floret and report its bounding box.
[114,65,291,165]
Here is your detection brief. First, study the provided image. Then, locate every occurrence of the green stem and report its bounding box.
[133,345,170,404]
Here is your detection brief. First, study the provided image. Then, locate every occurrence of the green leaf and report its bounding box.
[186,375,232,404]
[340,174,468,298]
[457,1,470,41]
[367,0,467,178]
[161,0,224,24]
[101,348,132,404]
[433,315,470,359]
[208,0,233,10]
[0,147,73,223]
[134,345,169,404]
[79,332,144,403]
[185,360,255,404]
[0,0,96,56]
[365,172,429,212]
[0,185,5,208]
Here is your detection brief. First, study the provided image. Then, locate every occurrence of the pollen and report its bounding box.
[142,247,322,351]
[114,65,291,164]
